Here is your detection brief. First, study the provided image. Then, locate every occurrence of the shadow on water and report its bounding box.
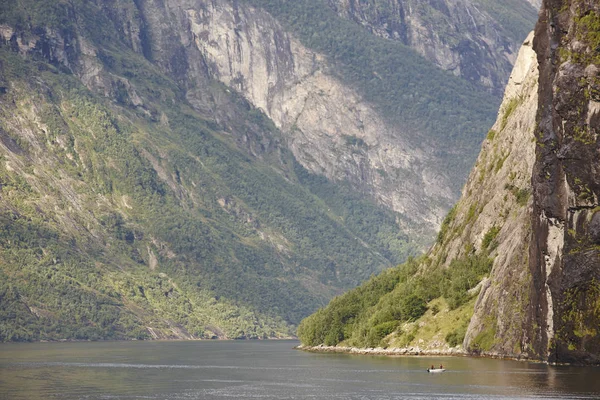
[1,340,599,399]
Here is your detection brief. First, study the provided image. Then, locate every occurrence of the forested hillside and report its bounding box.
[298,29,540,353]
[0,0,415,341]
[325,0,538,93]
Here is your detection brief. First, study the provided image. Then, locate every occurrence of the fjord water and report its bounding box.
[1,340,599,399]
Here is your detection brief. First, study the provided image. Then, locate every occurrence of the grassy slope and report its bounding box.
[0,1,420,341]
[297,252,492,348]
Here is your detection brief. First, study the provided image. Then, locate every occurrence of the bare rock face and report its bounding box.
[326,0,538,94]
[97,0,456,236]
[181,0,453,232]
[528,0,600,364]
[4,0,454,237]
[296,0,600,365]
[426,31,539,357]
[526,0,543,8]
[75,0,540,240]
[456,0,600,364]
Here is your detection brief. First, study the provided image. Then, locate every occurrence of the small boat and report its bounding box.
[427,368,446,373]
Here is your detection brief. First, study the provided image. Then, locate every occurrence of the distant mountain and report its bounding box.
[298,29,540,353]
[325,0,539,94]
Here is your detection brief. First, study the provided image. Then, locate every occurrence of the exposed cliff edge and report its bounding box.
[298,0,600,365]
[529,0,600,364]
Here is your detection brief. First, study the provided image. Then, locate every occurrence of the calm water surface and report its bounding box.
[1,340,599,399]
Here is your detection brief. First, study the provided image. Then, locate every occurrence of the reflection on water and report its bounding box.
[1,340,599,399]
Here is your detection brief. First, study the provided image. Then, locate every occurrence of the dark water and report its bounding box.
[1,340,600,399]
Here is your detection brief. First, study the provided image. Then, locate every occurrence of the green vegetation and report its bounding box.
[500,96,524,130]
[482,226,501,251]
[0,0,75,31]
[558,280,600,353]
[437,205,458,243]
[494,153,507,173]
[505,184,531,206]
[298,251,493,347]
[0,0,424,341]
[472,0,538,43]
[470,320,497,352]
[573,125,595,145]
[241,0,500,184]
[446,324,468,347]
[575,10,600,64]
[559,9,600,65]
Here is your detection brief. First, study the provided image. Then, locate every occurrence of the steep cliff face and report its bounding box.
[527,0,543,7]
[469,0,600,364]
[528,0,600,364]
[440,31,538,357]
[119,0,527,237]
[297,32,541,350]
[418,0,600,363]
[326,0,538,94]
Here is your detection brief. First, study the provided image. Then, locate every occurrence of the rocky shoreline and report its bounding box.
[295,344,553,364]
[295,344,467,357]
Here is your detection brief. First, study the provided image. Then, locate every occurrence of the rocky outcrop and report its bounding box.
[463,0,600,365]
[426,0,600,364]
[458,31,539,357]
[526,0,543,8]
[297,344,467,356]
[419,0,600,364]
[295,33,542,353]
[326,0,538,94]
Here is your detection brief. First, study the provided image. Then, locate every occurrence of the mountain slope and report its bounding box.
[194,0,506,233]
[86,0,533,246]
[528,0,600,364]
[0,0,539,343]
[0,0,418,341]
